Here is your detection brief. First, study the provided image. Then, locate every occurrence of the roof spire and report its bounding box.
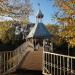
[36,3,44,19]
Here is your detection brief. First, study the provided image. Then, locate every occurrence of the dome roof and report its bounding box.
[36,10,44,19]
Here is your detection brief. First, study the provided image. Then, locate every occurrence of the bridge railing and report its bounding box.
[0,41,30,75]
[43,49,75,75]
[0,51,14,74]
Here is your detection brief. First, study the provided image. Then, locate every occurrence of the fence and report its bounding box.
[43,45,75,75]
[0,41,31,75]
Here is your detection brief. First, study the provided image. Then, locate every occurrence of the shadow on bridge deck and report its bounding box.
[11,69,43,75]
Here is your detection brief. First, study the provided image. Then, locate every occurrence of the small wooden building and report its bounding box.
[26,9,52,51]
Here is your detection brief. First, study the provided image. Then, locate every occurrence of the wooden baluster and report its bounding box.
[45,53,47,73]
[12,50,14,67]
[67,57,69,75]
[16,50,18,65]
[54,55,55,75]
[63,57,65,75]
[18,48,20,64]
[14,50,16,66]
[47,53,49,73]
[6,52,8,71]
[19,47,21,62]
[71,58,72,75]
[44,52,45,74]
[20,47,22,61]
[57,56,59,75]
[20,46,22,58]
[9,52,10,68]
[51,54,52,75]
[60,56,61,75]
[13,51,14,57]
[10,52,12,68]
[42,42,45,74]
[46,53,47,73]
[48,53,50,74]
[12,51,14,67]
[50,54,51,74]
[0,53,2,74]
[3,53,5,72]
[18,48,20,63]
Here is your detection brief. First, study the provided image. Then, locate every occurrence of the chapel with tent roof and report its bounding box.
[26,9,53,51]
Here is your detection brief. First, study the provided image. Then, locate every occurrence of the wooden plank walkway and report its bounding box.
[19,50,43,71]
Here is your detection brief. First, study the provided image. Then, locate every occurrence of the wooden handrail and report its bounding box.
[44,51,75,59]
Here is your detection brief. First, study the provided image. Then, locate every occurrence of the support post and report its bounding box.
[32,39,34,51]
[42,39,45,74]
[50,41,53,52]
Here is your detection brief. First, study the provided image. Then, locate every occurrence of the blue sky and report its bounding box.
[29,0,58,24]
[0,0,59,24]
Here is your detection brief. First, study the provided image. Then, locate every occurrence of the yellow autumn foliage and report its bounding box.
[55,0,75,16]
[60,26,75,48]
[0,21,14,43]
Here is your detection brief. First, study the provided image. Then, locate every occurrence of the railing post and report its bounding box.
[57,55,58,75]
[42,40,45,74]
[51,54,52,75]
[48,53,50,74]
[67,57,69,75]
[9,52,10,69]
[46,53,47,73]
[17,48,19,64]
[0,53,2,74]
[4,53,5,73]
[71,58,72,75]
[63,57,65,75]
[6,52,8,71]
[60,56,61,75]
[54,55,55,75]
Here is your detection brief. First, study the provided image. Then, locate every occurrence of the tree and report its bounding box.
[46,24,62,47]
[59,26,75,48]
[0,0,33,20]
[53,0,75,48]
[46,24,58,34]
[20,18,29,27]
[54,0,75,16]
[0,22,10,43]
[7,26,16,44]
[54,0,75,26]
[0,21,15,44]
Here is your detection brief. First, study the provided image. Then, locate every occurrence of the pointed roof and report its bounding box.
[26,23,51,39]
[36,9,44,19]
[27,9,51,39]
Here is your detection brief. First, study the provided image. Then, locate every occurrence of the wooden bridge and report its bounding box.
[0,41,43,75]
[1,40,75,75]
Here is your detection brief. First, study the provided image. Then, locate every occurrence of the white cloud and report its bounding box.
[0,16,13,22]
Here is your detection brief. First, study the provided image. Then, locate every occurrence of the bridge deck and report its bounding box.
[19,50,43,71]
